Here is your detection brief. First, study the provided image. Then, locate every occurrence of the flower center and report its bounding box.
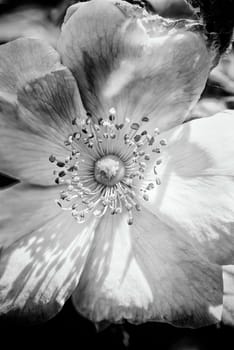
[94,155,125,186]
[49,108,167,225]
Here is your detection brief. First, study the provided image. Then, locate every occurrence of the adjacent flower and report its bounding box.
[0,0,234,328]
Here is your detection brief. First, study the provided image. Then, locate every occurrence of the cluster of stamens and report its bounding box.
[49,108,167,225]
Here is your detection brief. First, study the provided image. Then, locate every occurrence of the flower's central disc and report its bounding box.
[50,107,166,224]
[94,155,125,186]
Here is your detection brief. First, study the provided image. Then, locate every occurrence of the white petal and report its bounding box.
[0,184,99,322]
[0,39,85,185]
[73,209,222,327]
[58,0,212,131]
[222,265,234,325]
[143,110,234,265]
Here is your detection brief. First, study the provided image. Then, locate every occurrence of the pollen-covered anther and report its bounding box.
[49,107,166,225]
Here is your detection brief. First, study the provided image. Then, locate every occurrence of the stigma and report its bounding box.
[94,155,125,186]
[49,108,166,225]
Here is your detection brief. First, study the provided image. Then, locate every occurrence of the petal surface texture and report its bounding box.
[58,0,212,132]
[0,184,98,322]
[222,265,234,325]
[143,110,234,265]
[0,38,85,185]
[73,209,222,327]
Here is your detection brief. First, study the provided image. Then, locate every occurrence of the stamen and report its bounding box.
[50,108,167,225]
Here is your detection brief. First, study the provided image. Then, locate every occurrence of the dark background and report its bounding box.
[0,0,234,348]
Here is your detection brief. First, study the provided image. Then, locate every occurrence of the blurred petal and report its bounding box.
[0,38,86,185]
[58,0,212,131]
[73,209,222,327]
[0,7,60,46]
[191,97,226,120]
[210,53,234,95]
[0,37,60,102]
[0,184,98,322]
[143,110,234,265]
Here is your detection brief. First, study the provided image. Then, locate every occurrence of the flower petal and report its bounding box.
[0,37,60,102]
[143,110,234,265]
[57,0,213,131]
[222,265,234,325]
[0,184,98,322]
[72,209,222,327]
[0,38,86,185]
[0,184,60,247]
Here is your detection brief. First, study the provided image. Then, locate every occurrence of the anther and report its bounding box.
[56,161,65,168]
[144,154,150,161]
[141,116,149,122]
[156,177,161,185]
[58,170,66,177]
[49,155,56,163]
[115,123,124,130]
[147,183,154,190]
[148,136,155,146]
[109,108,116,121]
[131,123,140,131]
[60,192,68,200]
[135,204,141,211]
[64,139,72,146]
[73,132,81,140]
[160,139,167,146]
[127,216,133,225]
[154,128,160,135]
[134,135,141,142]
